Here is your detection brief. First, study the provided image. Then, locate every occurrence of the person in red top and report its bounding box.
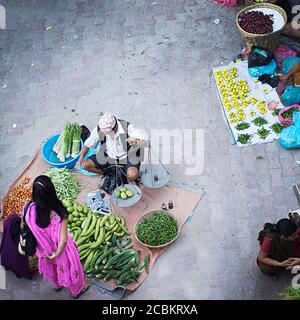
[257,218,300,276]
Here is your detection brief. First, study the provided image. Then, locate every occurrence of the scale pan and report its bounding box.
[140,164,170,189]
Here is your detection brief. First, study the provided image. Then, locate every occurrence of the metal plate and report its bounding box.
[141,164,170,189]
[111,184,142,208]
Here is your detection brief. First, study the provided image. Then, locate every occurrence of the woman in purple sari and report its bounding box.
[24,175,90,298]
[0,213,32,279]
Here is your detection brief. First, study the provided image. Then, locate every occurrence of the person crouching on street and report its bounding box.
[77,112,147,183]
[257,218,300,276]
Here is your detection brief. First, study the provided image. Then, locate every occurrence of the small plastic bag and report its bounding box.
[248,60,277,78]
[281,57,300,75]
[279,112,300,149]
[282,86,300,106]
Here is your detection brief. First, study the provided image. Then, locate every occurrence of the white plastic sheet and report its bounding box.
[213,60,284,147]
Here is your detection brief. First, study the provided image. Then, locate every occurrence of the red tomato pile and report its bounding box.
[1,177,32,221]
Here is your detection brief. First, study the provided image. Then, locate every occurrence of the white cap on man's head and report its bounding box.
[98,112,116,134]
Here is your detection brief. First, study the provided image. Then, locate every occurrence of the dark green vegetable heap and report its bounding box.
[252,117,268,126]
[282,107,299,119]
[235,122,250,131]
[270,123,284,134]
[237,133,251,145]
[272,108,280,117]
[136,212,178,246]
[257,128,270,140]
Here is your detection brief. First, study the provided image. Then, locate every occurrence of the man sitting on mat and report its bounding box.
[77,112,146,182]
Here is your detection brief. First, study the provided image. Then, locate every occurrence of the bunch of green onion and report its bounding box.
[53,123,82,162]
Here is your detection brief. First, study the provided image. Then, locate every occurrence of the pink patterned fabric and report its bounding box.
[214,0,238,6]
[274,44,298,69]
[24,203,84,296]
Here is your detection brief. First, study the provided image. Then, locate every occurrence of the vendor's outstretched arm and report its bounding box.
[77,145,89,169]
[77,126,99,169]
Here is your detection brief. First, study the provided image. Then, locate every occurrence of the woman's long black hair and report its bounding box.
[32,175,68,228]
[265,219,297,237]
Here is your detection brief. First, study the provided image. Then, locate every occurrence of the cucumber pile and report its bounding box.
[64,199,129,270]
[114,186,134,200]
[85,236,151,285]
[65,199,152,284]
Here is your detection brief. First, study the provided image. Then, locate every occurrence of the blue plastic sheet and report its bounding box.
[73,146,100,176]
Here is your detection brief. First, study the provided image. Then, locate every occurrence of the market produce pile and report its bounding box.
[53,122,81,162]
[281,107,299,121]
[136,211,178,247]
[1,178,32,221]
[64,199,149,285]
[85,238,150,285]
[45,168,82,201]
[238,10,274,34]
[213,62,284,146]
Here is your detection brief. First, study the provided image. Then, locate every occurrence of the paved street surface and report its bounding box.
[0,0,299,300]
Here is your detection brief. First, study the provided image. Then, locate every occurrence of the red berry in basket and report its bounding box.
[238,11,274,34]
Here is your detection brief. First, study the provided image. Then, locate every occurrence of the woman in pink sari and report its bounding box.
[23,175,90,298]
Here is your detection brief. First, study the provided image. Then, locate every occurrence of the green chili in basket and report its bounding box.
[136,212,178,246]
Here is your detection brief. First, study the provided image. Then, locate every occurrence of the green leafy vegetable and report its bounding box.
[237,134,251,144]
[279,285,300,300]
[252,117,268,126]
[235,122,250,131]
[272,108,280,117]
[257,127,270,140]
[282,107,299,119]
[270,123,284,134]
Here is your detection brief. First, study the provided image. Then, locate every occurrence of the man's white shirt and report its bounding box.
[84,120,146,160]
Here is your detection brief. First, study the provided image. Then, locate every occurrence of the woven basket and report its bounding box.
[236,3,287,50]
[134,211,180,249]
[278,105,300,127]
[245,0,277,6]
[28,255,38,272]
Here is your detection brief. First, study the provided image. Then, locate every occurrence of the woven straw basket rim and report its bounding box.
[245,0,277,5]
[236,3,287,38]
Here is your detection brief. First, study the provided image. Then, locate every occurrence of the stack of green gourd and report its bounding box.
[64,199,151,285]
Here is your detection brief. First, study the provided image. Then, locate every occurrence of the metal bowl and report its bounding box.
[111,184,142,208]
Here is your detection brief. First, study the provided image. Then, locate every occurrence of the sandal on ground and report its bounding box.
[53,286,63,292]
[288,211,300,227]
[72,280,91,299]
